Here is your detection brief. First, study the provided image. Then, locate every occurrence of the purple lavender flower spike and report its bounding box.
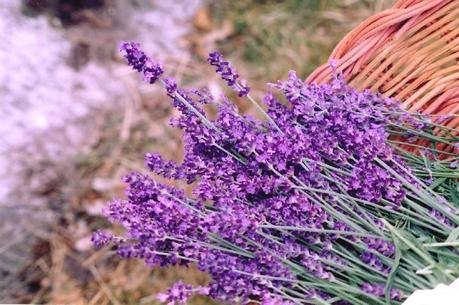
[360,252,390,273]
[142,59,164,84]
[156,281,209,305]
[362,237,395,257]
[431,209,454,228]
[119,41,147,72]
[208,51,250,97]
[91,230,113,248]
[361,283,403,301]
[164,77,178,97]
[120,41,163,84]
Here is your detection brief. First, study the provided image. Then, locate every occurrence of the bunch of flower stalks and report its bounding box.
[93,42,459,305]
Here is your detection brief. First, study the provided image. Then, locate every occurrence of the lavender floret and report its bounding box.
[156,281,209,305]
[91,230,113,248]
[361,283,402,301]
[120,41,163,84]
[208,51,250,97]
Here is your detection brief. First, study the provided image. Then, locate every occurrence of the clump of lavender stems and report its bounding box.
[95,42,459,305]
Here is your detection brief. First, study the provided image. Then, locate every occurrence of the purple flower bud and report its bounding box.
[156,281,209,305]
[164,77,178,97]
[360,252,389,273]
[119,41,147,72]
[361,283,403,301]
[208,51,250,97]
[431,209,454,228]
[362,237,395,257]
[91,230,113,248]
[120,41,163,84]
[142,59,164,84]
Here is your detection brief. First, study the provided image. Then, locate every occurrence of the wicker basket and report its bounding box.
[308,0,459,137]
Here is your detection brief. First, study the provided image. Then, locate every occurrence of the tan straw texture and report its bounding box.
[308,0,459,134]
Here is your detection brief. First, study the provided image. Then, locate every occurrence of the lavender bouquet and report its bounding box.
[93,42,459,305]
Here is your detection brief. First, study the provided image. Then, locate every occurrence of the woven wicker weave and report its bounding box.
[308,0,459,134]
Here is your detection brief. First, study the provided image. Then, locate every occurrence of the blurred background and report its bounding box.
[0,0,391,304]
